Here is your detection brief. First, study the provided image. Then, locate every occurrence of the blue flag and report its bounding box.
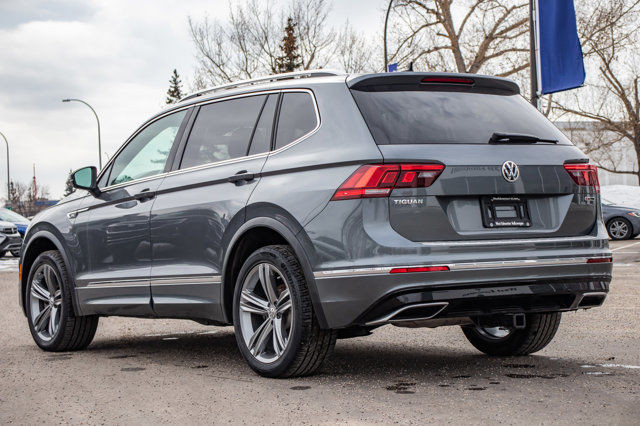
[536,0,585,94]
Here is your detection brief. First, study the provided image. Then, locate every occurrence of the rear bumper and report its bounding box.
[313,258,612,328]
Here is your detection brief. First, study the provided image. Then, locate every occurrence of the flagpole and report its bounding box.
[529,0,540,109]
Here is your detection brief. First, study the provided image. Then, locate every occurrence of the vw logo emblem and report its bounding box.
[502,161,520,182]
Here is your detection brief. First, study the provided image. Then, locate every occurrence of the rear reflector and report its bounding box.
[586,257,612,264]
[564,164,600,193]
[421,77,474,85]
[390,266,450,274]
[331,164,445,201]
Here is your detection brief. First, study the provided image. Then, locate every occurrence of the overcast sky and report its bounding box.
[0,0,384,198]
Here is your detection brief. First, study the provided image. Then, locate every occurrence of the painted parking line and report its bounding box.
[611,240,640,252]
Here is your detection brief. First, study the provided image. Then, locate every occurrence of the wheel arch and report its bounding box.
[20,227,79,316]
[221,213,327,328]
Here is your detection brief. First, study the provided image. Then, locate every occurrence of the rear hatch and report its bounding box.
[348,73,598,241]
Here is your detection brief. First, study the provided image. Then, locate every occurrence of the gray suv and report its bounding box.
[19,71,612,377]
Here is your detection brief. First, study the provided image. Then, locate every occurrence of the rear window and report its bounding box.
[351,89,571,145]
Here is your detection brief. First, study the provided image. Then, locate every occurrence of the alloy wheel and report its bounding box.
[238,263,293,363]
[609,219,629,239]
[29,264,63,341]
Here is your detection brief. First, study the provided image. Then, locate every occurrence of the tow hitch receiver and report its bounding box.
[513,313,526,329]
[475,313,527,329]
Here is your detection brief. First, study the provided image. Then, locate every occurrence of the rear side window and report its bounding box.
[181,95,266,169]
[274,92,317,150]
[351,89,571,145]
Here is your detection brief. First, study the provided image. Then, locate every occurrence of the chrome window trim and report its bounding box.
[313,255,612,279]
[97,88,320,191]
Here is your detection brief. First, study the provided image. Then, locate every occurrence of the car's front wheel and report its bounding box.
[461,312,561,356]
[233,245,336,378]
[26,250,99,351]
[607,217,633,240]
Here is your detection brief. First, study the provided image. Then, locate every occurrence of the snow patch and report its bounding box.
[601,185,640,209]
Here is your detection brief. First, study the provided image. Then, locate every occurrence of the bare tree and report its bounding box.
[8,180,51,217]
[189,0,374,87]
[389,1,529,80]
[553,0,640,183]
[335,22,377,73]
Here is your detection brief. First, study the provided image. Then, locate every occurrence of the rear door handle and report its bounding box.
[228,170,255,184]
[134,189,156,202]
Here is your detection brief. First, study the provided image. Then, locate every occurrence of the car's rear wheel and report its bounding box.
[607,217,632,240]
[233,245,336,378]
[461,312,561,356]
[26,250,99,351]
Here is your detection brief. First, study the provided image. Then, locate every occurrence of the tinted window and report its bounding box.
[274,92,317,150]
[248,94,277,156]
[108,110,187,186]
[351,89,571,145]
[181,95,265,169]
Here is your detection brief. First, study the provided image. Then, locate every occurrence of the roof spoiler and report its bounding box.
[347,72,520,95]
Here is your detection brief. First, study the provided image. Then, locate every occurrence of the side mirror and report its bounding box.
[72,166,101,197]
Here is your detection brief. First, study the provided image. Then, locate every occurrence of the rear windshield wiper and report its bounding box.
[489,132,557,144]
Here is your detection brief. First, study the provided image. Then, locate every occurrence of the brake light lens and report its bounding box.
[564,164,600,193]
[390,266,450,274]
[421,77,474,85]
[331,164,445,201]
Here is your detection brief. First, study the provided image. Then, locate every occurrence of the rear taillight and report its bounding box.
[331,164,445,201]
[564,164,600,193]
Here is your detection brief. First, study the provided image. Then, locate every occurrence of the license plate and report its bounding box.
[481,196,531,228]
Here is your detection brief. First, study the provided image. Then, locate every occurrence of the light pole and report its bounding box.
[62,98,102,169]
[0,131,9,208]
[383,0,394,72]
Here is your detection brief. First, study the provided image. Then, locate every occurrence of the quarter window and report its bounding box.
[107,110,187,186]
[274,92,317,150]
[180,95,266,169]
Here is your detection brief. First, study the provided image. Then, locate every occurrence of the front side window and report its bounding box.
[107,110,187,186]
[180,95,266,169]
[274,92,318,150]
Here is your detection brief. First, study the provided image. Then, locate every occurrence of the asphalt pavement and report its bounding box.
[1,240,639,424]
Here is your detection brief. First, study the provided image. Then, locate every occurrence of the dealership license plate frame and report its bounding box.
[481,196,531,228]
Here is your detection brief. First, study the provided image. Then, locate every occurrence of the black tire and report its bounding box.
[25,250,99,351]
[232,245,336,378]
[607,217,633,240]
[11,249,21,257]
[462,313,561,356]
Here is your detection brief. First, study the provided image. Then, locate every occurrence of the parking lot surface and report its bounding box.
[1,240,639,424]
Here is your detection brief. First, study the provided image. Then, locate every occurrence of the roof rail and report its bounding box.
[180,69,342,102]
